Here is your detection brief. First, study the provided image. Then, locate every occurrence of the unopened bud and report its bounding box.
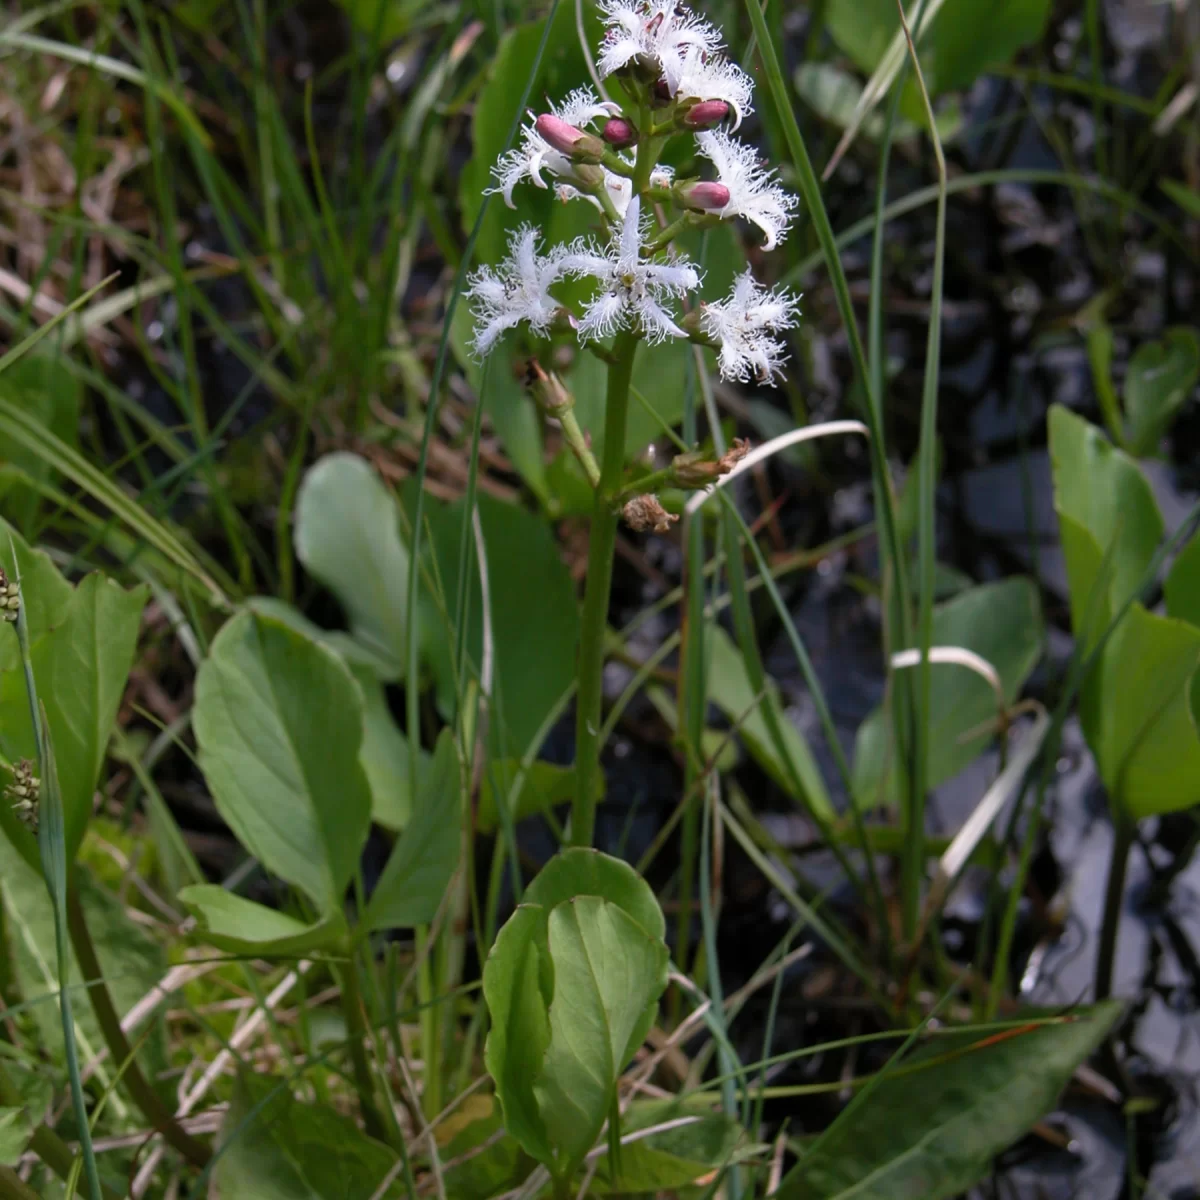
[523,358,574,416]
[652,78,672,104]
[682,100,730,130]
[601,117,637,148]
[0,568,19,623]
[676,180,731,212]
[6,759,39,832]
[572,162,606,189]
[622,495,678,534]
[535,114,605,163]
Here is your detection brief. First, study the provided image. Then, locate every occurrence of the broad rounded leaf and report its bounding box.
[294,453,409,676]
[178,886,347,957]
[780,1002,1121,1200]
[1049,404,1163,643]
[1050,408,1200,817]
[194,611,372,914]
[525,848,665,942]
[533,897,670,1179]
[1081,602,1200,818]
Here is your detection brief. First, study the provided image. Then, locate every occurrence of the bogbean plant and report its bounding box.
[469,2,802,1191]
[466,0,799,851]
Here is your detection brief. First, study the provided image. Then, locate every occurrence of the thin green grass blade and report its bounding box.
[0,274,116,375]
[743,0,914,800]
[0,401,228,603]
[898,0,949,940]
[403,0,562,793]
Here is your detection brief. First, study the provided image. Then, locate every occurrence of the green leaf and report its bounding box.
[483,904,555,1166]
[704,626,833,819]
[0,1108,32,1166]
[361,728,461,932]
[477,759,598,833]
[214,1071,407,1198]
[294,453,409,677]
[524,847,665,942]
[1079,603,1200,818]
[1048,404,1163,646]
[1049,406,1200,817]
[0,522,147,864]
[1124,327,1200,457]
[779,1003,1121,1200]
[590,1098,745,1193]
[484,851,670,1178]
[244,598,420,828]
[193,610,373,914]
[178,886,347,957]
[853,579,1043,808]
[534,896,670,1179]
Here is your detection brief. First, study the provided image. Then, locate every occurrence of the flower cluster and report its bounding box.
[468,0,800,386]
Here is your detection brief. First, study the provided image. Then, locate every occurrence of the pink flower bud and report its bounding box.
[683,100,731,130]
[601,117,637,148]
[535,114,605,162]
[677,181,731,212]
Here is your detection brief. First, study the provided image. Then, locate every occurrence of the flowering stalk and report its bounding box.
[464,0,803,849]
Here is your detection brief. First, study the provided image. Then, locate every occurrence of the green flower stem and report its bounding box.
[65,890,211,1168]
[337,953,389,1142]
[557,408,601,487]
[1095,814,1135,1002]
[572,329,639,847]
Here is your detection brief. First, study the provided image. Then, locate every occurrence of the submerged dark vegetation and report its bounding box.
[0,0,1198,1197]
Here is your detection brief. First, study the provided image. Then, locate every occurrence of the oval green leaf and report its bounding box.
[533,896,670,1180]
[193,610,372,914]
[294,453,409,677]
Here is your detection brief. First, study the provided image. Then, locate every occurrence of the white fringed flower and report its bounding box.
[488,88,617,208]
[695,129,798,250]
[465,226,570,355]
[700,270,800,384]
[563,196,700,343]
[675,46,753,128]
[597,0,721,93]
